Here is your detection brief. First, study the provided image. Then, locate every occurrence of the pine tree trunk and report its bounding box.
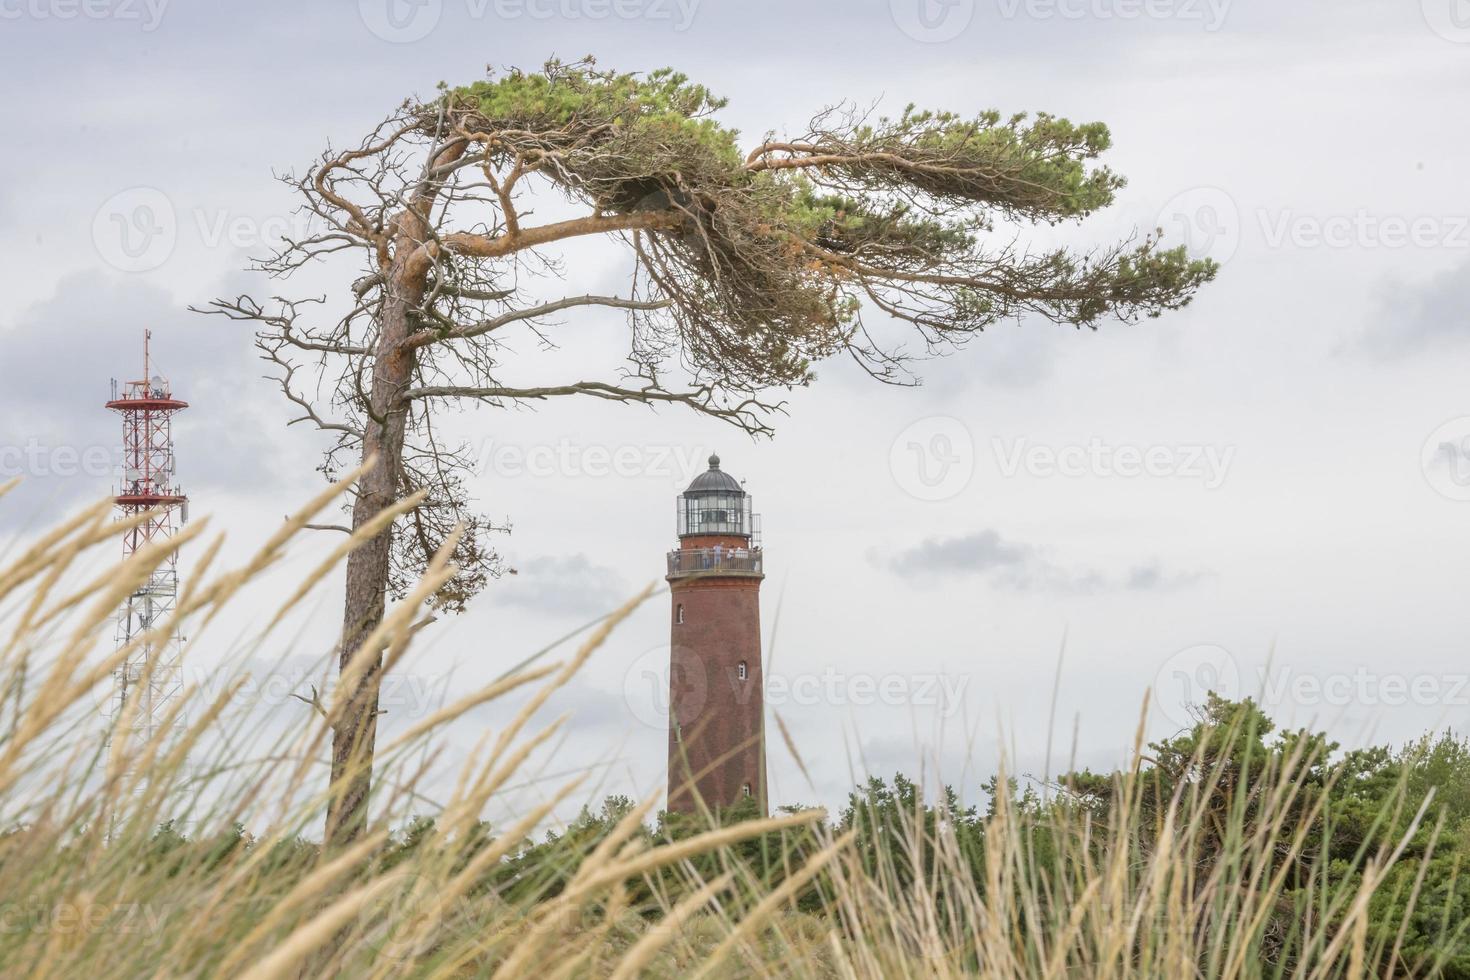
[324,262,420,847]
[321,139,468,847]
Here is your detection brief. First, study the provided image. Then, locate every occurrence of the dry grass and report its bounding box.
[0,477,1452,977]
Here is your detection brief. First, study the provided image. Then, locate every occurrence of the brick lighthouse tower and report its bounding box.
[666,454,766,814]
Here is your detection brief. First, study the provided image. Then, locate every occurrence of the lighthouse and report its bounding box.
[665,454,766,814]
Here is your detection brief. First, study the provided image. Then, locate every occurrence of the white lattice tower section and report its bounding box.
[106,330,189,752]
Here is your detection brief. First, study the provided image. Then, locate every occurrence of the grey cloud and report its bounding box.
[882,530,1207,594]
[489,553,629,617]
[1123,561,1209,592]
[0,270,325,528]
[1363,260,1470,355]
[887,529,1030,576]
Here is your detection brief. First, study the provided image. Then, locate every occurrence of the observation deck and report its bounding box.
[666,546,765,581]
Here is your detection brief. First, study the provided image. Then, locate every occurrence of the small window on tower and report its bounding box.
[676,604,684,624]
[742,783,752,797]
[737,660,748,681]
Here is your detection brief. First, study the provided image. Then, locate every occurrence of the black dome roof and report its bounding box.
[684,453,743,494]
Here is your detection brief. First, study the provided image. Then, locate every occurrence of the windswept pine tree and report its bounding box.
[200,57,1216,844]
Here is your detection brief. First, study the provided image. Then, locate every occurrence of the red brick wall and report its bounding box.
[667,576,765,814]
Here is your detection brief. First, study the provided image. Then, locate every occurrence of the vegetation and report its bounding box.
[11,484,1466,976]
[198,57,1216,844]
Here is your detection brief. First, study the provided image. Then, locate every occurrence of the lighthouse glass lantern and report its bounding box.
[676,455,754,538]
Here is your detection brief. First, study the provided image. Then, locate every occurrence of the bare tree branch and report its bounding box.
[402,294,670,350]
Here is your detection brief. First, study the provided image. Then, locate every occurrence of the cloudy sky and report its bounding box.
[2,0,1469,821]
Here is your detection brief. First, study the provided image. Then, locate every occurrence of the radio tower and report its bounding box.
[105,330,189,748]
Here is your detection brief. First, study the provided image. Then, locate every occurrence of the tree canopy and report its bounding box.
[206,56,1216,610]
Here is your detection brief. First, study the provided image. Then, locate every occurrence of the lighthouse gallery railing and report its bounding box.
[666,548,764,577]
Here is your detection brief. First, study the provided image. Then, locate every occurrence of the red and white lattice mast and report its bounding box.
[105,330,189,745]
